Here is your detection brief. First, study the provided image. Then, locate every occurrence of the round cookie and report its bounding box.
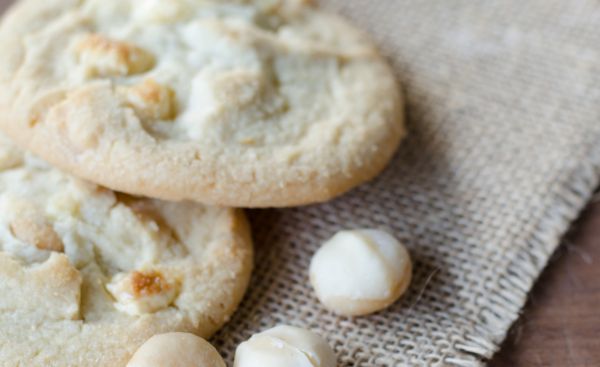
[0,0,405,207]
[0,135,253,366]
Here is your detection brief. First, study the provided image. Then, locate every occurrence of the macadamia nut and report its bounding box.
[310,229,412,316]
[234,325,336,367]
[127,332,225,367]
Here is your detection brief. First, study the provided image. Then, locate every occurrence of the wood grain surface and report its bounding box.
[0,0,598,365]
[490,195,600,367]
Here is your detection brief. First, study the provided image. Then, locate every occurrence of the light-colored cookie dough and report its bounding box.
[127,333,226,367]
[310,229,412,316]
[0,135,253,366]
[234,325,336,367]
[0,0,404,207]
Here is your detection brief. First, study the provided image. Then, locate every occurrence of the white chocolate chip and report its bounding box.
[309,229,412,316]
[0,144,22,171]
[46,191,80,218]
[127,332,226,367]
[107,270,178,315]
[7,199,64,253]
[75,34,155,78]
[134,0,190,24]
[234,325,336,367]
[122,79,176,121]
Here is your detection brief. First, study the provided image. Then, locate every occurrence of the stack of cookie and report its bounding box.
[0,0,405,365]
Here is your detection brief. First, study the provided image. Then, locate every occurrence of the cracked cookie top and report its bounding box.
[0,134,253,366]
[0,0,404,207]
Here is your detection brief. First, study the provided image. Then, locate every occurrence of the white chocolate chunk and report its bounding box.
[107,270,178,315]
[6,198,64,253]
[134,0,190,24]
[127,332,226,367]
[234,325,336,367]
[122,79,177,121]
[309,229,412,316]
[0,144,23,170]
[75,34,155,77]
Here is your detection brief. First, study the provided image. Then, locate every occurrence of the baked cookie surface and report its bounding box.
[0,135,253,366]
[0,0,404,207]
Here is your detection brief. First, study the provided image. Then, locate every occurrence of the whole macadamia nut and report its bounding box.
[310,229,412,316]
[234,325,336,367]
[127,332,226,367]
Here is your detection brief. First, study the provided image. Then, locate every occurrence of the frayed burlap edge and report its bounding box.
[447,141,600,366]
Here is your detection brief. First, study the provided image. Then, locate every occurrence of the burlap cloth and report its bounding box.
[210,1,600,366]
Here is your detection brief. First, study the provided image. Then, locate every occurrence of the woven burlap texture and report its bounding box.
[212,1,600,366]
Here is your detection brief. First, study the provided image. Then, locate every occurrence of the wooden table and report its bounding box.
[490,196,600,366]
[0,1,598,365]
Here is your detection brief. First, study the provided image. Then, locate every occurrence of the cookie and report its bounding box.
[0,135,253,366]
[0,0,405,207]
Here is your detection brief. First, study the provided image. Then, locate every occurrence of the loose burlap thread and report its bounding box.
[212,1,600,366]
